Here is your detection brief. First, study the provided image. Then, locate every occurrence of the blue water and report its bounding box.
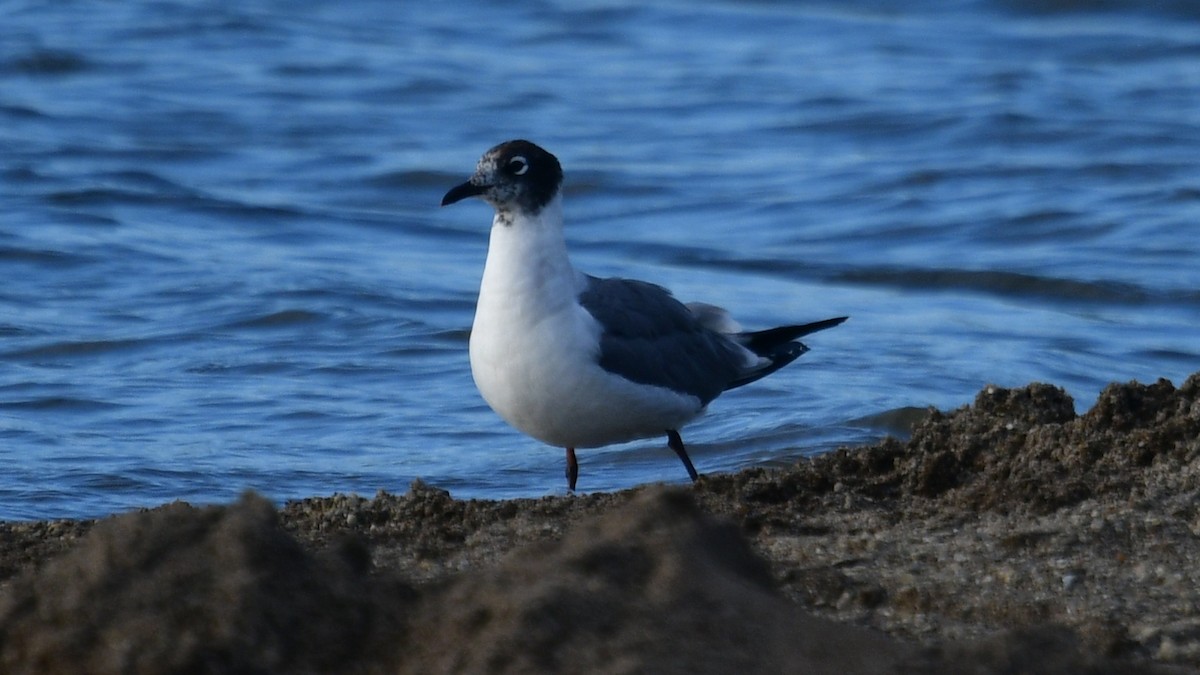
[2,0,1198,520]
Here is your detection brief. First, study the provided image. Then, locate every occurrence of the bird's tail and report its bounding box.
[726,316,847,391]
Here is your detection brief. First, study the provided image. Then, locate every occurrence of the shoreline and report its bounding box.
[2,372,1197,673]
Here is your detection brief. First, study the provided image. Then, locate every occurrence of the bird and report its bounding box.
[441,139,846,490]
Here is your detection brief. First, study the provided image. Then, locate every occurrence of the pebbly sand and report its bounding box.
[1,372,1198,674]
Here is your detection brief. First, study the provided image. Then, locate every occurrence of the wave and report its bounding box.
[833,266,1197,306]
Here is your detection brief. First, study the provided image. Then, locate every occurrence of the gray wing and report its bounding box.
[577,275,751,405]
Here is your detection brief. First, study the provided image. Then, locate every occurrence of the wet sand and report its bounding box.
[2,372,1198,673]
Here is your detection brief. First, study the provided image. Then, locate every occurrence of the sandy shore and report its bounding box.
[1,372,1198,673]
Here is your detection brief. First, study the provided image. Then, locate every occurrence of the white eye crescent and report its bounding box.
[509,156,529,175]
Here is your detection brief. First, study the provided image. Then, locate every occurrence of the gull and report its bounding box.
[441,139,846,490]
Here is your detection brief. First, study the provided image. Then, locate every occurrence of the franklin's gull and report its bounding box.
[442,140,846,490]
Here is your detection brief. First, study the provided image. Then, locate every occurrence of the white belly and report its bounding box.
[468,211,702,449]
[470,292,703,449]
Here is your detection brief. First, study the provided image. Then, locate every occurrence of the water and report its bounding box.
[2,0,1198,521]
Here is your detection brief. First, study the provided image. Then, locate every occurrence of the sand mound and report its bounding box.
[723,373,1200,516]
[0,493,403,674]
[403,489,906,674]
[3,372,1198,673]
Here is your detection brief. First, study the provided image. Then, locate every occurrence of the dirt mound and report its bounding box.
[404,489,907,674]
[3,372,1199,673]
[0,488,907,674]
[724,373,1200,516]
[0,493,405,675]
[900,375,1199,511]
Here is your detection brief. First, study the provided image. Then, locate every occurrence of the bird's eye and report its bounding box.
[508,156,529,176]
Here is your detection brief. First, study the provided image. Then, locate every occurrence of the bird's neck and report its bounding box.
[477,194,582,319]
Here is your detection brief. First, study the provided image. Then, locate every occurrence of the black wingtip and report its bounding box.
[723,316,846,392]
[802,316,849,333]
[740,316,847,356]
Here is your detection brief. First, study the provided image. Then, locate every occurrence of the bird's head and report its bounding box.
[441,140,563,218]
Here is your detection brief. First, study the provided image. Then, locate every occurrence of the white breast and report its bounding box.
[468,198,703,448]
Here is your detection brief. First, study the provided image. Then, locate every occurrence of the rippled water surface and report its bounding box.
[3,0,1198,519]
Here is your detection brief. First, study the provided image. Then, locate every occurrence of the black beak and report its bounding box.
[441,180,489,206]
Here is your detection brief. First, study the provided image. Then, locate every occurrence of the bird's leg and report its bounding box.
[666,430,699,482]
[565,447,579,491]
